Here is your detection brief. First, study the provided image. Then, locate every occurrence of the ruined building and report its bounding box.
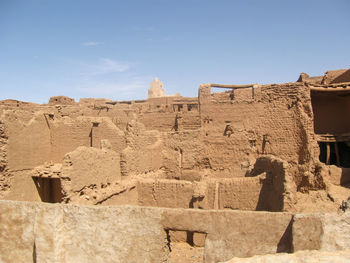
[1,69,350,262]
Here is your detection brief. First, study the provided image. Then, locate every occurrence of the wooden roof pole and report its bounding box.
[310,86,350,92]
[209,84,258,89]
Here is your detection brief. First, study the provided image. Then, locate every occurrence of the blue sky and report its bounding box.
[0,0,349,103]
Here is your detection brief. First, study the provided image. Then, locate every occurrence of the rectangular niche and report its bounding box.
[32,177,63,203]
[165,229,206,263]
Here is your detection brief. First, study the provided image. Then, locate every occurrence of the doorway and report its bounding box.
[32,177,63,203]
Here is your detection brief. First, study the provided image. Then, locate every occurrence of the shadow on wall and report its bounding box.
[276,219,293,253]
[341,168,350,188]
[245,156,285,212]
[32,177,62,203]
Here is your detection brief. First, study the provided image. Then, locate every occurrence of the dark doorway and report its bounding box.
[319,142,350,168]
[32,177,63,203]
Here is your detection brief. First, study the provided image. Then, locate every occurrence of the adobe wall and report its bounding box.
[2,110,51,171]
[49,116,126,163]
[0,80,347,213]
[199,83,318,177]
[1,82,317,178]
[121,156,290,211]
[0,109,127,171]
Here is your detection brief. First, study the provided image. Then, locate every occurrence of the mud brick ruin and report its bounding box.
[1,69,350,262]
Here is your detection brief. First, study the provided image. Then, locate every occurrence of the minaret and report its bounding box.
[148,77,165,98]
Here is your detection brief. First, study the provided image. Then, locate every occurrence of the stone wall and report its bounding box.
[0,200,293,263]
[2,200,350,263]
[225,250,350,263]
[292,212,350,252]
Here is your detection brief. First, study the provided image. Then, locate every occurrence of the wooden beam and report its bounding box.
[210,84,256,89]
[326,142,331,165]
[310,86,350,92]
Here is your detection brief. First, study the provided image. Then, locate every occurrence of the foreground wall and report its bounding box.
[1,200,350,263]
[225,250,350,263]
[0,200,293,263]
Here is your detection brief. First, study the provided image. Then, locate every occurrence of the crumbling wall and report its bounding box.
[138,108,200,132]
[1,75,347,213]
[121,120,163,176]
[199,83,318,177]
[161,130,205,179]
[0,119,9,197]
[49,116,126,163]
[1,110,126,170]
[138,112,178,131]
[60,146,121,204]
[247,156,296,211]
[3,110,51,171]
[135,175,282,211]
[49,96,75,105]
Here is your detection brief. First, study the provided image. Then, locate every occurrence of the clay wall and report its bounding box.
[3,170,42,202]
[134,174,282,211]
[216,177,266,210]
[120,121,163,176]
[2,110,51,171]
[0,80,332,213]
[137,97,200,132]
[161,131,205,178]
[138,112,178,131]
[120,123,203,178]
[1,110,126,170]
[50,116,126,162]
[199,83,318,176]
[137,179,194,208]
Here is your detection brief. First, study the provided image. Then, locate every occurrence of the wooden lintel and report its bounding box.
[310,86,350,92]
[210,84,257,89]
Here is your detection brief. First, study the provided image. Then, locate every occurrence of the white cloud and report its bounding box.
[81,58,130,75]
[83,41,102,46]
[57,57,146,100]
[75,81,148,100]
